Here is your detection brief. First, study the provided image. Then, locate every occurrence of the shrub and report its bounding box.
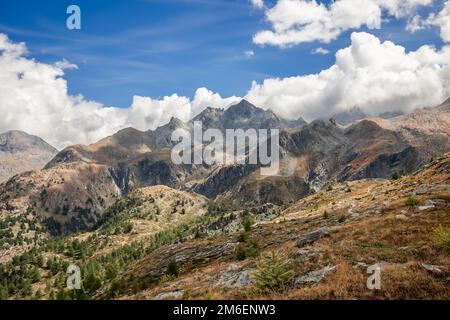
[159,274,177,284]
[0,285,8,300]
[235,241,260,261]
[246,241,260,258]
[253,251,294,292]
[83,273,102,293]
[235,246,247,261]
[326,185,333,191]
[194,228,203,239]
[166,259,180,277]
[123,222,133,234]
[391,171,401,180]
[323,211,329,220]
[237,232,248,243]
[338,215,346,223]
[109,280,125,298]
[242,215,255,232]
[405,194,421,207]
[432,225,450,250]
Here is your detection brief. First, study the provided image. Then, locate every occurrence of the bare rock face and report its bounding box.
[0,131,57,182]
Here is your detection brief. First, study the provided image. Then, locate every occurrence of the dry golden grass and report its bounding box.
[90,154,450,300]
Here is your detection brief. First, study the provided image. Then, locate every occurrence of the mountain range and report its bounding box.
[0,98,449,300]
[0,99,449,237]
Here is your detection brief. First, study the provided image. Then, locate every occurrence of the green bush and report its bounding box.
[242,215,255,232]
[405,194,421,207]
[109,280,125,298]
[235,246,247,261]
[166,259,180,277]
[237,232,249,243]
[235,241,260,261]
[159,274,177,285]
[0,285,8,300]
[123,222,133,234]
[432,225,450,250]
[253,251,294,292]
[194,228,203,239]
[391,171,401,180]
[338,215,346,223]
[323,211,329,220]
[83,273,102,293]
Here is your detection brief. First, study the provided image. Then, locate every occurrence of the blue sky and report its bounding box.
[0,0,445,107]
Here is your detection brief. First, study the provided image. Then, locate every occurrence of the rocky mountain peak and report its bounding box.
[167,117,186,129]
[193,107,224,122]
[224,99,259,118]
[0,130,57,154]
[0,130,58,182]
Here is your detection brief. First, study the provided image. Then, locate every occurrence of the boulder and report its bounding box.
[153,289,183,300]
[294,248,323,261]
[295,227,331,248]
[215,264,256,289]
[413,187,429,195]
[295,265,336,285]
[421,263,443,274]
[417,204,435,211]
[352,262,369,269]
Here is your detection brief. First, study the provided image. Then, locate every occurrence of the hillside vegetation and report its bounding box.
[0,154,448,300]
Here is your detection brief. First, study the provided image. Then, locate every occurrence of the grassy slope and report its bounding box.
[0,155,448,300]
[116,154,450,300]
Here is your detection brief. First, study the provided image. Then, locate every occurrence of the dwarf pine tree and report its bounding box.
[254,251,294,292]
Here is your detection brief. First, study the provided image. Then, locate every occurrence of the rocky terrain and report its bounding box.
[192,99,450,206]
[0,152,448,300]
[0,98,449,300]
[0,99,449,238]
[103,154,449,300]
[0,131,57,183]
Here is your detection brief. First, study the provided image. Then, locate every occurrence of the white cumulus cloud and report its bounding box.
[0,34,239,149]
[312,47,330,55]
[253,0,433,47]
[246,32,450,121]
[250,0,264,9]
[407,0,450,42]
[1,32,450,149]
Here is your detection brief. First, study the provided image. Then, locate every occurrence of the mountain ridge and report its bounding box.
[0,99,449,237]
